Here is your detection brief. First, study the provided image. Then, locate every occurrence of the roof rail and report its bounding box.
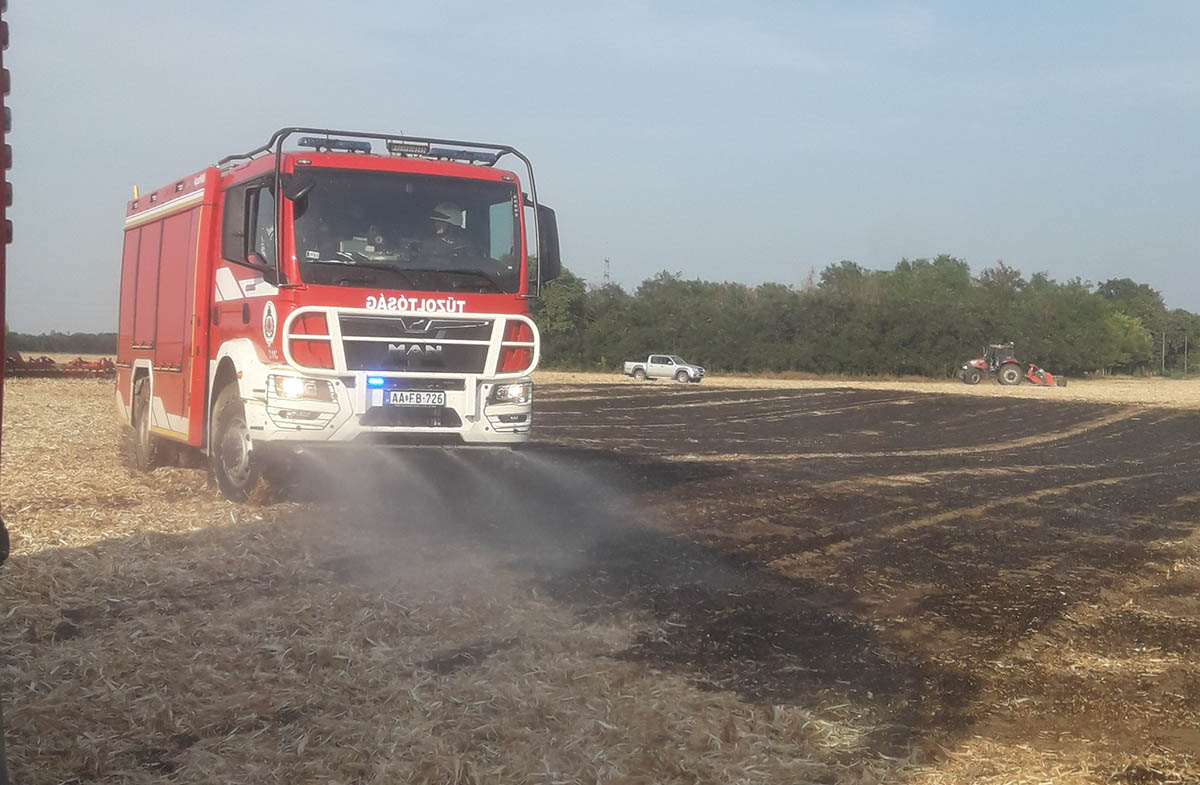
[215,126,518,167]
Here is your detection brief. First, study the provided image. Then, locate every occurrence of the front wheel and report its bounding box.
[997,364,1023,385]
[210,384,261,502]
[632,368,646,381]
[675,370,690,383]
[962,368,982,385]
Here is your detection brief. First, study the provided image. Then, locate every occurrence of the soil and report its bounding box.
[532,382,1200,777]
[1,378,1198,783]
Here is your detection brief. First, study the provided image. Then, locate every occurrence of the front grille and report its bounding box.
[344,343,488,373]
[338,314,494,374]
[360,407,463,428]
[340,315,492,341]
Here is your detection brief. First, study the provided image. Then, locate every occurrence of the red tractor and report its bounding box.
[960,343,1064,386]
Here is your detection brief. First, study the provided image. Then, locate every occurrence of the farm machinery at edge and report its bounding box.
[960,343,1065,387]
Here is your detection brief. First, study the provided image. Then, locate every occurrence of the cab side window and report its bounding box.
[221,179,276,267]
[248,186,276,266]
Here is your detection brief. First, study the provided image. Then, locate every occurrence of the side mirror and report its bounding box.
[536,204,561,282]
[280,172,315,201]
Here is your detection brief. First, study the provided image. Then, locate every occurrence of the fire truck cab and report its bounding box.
[116,127,561,500]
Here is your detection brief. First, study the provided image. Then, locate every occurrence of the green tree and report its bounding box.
[1097,278,1167,334]
[528,258,1196,378]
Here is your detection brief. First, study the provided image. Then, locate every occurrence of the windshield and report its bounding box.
[292,169,522,293]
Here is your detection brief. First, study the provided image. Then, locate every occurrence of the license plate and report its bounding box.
[387,390,446,407]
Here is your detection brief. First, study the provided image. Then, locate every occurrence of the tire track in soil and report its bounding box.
[534,383,1200,781]
[655,404,1149,461]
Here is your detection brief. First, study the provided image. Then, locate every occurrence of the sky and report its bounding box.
[6,1,1199,332]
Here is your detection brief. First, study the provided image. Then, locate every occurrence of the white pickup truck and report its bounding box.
[623,354,706,383]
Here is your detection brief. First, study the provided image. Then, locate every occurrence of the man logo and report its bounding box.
[387,342,443,357]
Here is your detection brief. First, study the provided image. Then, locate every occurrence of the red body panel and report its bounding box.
[118,168,219,445]
[117,234,139,357]
[154,209,196,368]
[131,221,161,348]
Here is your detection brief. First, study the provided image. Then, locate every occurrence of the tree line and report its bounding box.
[7,257,1194,377]
[6,331,117,355]
[531,256,1199,377]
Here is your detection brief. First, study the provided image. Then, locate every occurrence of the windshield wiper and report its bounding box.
[417,268,505,293]
[307,258,417,287]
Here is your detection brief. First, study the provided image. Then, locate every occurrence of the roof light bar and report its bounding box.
[297,136,372,154]
[386,139,430,156]
[427,147,499,166]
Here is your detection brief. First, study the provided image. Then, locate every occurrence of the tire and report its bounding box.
[962,368,982,385]
[210,383,261,502]
[132,376,167,471]
[675,370,690,383]
[997,364,1022,386]
[632,368,646,381]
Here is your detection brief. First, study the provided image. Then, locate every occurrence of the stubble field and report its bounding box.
[1,375,1198,783]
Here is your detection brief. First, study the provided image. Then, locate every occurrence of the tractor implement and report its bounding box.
[960,343,1065,387]
[5,353,116,379]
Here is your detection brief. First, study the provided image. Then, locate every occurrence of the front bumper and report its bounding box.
[246,306,539,448]
[245,372,533,447]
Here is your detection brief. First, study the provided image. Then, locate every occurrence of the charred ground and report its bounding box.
[1,379,1198,783]
[532,384,1200,778]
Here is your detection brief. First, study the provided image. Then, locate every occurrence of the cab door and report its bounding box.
[648,355,673,378]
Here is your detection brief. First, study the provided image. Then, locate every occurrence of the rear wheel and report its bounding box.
[210,384,261,502]
[132,377,167,471]
[997,363,1023,385]
[632,368,646,381]
[675,370,690,383]
[962,368,982,385]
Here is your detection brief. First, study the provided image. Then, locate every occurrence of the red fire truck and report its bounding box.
[116,127,561,501]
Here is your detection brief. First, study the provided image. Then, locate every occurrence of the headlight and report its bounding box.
[268,375,333,402]
[489,382,532,405]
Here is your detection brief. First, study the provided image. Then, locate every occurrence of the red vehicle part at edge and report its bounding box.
[0,2,13,781]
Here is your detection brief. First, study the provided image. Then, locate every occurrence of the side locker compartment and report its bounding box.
[151,208,197,439]
[132,221,162,352]
[116,226,141,422]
